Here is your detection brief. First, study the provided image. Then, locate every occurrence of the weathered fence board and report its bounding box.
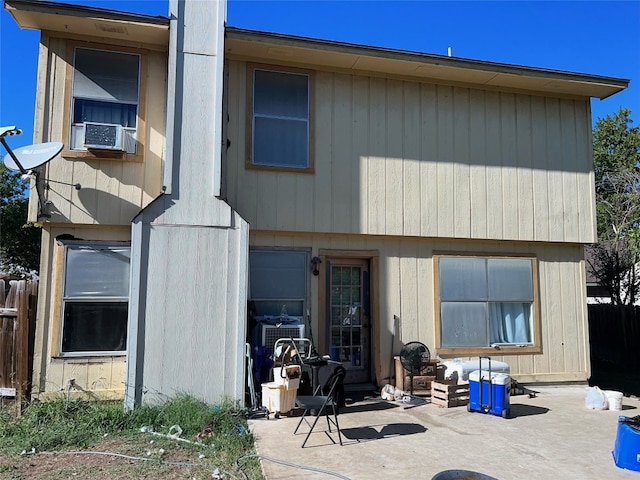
[0,280,38,413]
[0,312,17,392]
[588,304,640,373]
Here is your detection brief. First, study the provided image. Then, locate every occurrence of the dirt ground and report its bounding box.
[0,437,252,480]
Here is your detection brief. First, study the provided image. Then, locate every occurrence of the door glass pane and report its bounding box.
[439,257,487,300]
[329,264,364,367]
[332,267,343,286]
[331,306,342,326]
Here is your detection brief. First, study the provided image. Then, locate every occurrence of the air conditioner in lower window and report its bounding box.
[261,323,305,354]
[83,122,124,150]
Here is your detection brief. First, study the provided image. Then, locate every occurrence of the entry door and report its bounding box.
[327,258,370,384]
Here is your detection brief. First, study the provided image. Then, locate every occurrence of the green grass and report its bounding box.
[0,395,263,479]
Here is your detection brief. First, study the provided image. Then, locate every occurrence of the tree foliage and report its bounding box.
[0,162,41,276]
[588,108,640,304]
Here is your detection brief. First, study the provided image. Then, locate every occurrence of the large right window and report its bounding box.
[436,255,540,353]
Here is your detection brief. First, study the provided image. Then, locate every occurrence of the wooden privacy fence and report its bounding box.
[588,304,640,373]
[0,279,38,413]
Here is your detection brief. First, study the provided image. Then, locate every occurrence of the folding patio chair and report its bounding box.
[293,368,345,448]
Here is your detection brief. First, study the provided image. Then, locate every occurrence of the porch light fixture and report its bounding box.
[311,256,322,276]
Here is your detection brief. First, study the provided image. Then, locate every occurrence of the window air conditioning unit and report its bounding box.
[261,324,305,354]
[83,122,123,150]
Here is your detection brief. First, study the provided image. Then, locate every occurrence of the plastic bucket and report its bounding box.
[605,390,624,411]
[613,416,640,471]
[261,382,297,415]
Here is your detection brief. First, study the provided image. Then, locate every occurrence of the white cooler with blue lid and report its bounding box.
[443,358,510,382]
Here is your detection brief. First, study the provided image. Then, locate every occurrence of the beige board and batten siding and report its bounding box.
[226,61,595,244]
[31,225,131,399]
[133,219,248,405]
[27,34,167,226]
[251,232,589,384]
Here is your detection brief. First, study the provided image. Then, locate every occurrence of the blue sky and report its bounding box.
[1,0,639,151]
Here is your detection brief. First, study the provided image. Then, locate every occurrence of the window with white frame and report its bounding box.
[250,67,311,169]
[437,255,538,350]
[249,249,308,318]
[60,244,130,355]
[70,47,140,154]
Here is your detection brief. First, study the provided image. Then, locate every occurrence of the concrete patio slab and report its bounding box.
[248,385,640,480]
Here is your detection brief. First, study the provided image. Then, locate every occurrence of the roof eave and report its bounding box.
[4,0,170,47]
[226,27,629,100]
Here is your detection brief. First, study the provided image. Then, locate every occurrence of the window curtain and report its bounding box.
[489,302,531,344]
[73,99,137,128]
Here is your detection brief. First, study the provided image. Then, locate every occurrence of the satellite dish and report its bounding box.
[3,142,63,172]
[0,127,65,220]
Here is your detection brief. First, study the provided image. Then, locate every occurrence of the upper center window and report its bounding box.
[250,67,311,169]
[70,47,141,154]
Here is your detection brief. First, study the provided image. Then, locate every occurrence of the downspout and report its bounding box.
[124,216,146,411]
[162,3,180,195]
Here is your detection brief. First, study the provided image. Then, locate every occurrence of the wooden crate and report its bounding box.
[431,380,470,408]
[394,356,439,390]
[401,375,436,395]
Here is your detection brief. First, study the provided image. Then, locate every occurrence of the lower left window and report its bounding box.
[60,244,130,355]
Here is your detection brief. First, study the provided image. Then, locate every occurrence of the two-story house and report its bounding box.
[5,0,628,407]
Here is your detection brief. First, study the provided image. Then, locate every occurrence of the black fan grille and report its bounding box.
[399,341,431,374]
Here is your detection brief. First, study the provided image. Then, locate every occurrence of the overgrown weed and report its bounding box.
[0,395,262,479]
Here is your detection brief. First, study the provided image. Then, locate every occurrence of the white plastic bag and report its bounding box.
[585,386,608,410]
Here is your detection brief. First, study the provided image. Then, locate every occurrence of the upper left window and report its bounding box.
[69,47,141,155]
